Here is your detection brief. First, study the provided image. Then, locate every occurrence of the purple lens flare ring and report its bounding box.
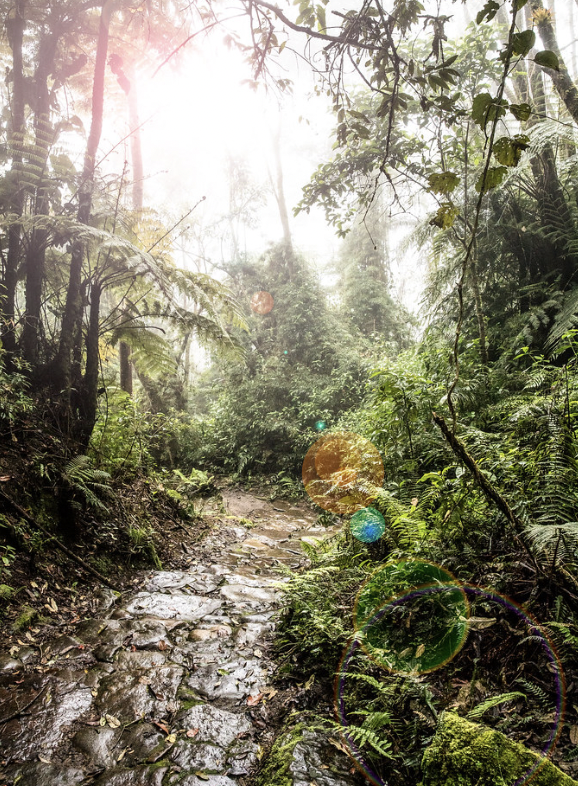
[335,580,566,786]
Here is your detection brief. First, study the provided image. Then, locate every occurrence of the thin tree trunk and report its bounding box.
[530,0,578,125]
[22,31,59,367]
[1,1,26,358]
[469,253,488,365]
[111,57,142,394]
[119,341,132,394]
[57,7,109,409]
[80,280,101,446]
[271,124,293,252]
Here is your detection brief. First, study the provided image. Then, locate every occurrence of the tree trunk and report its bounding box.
[528,59,578,287]
[530,0,578,125]
[79,279,102,446]
[22,30,59,367]
[111,57,142,395]
[1,1,26,359]
[271,124,293,252]
[57,7,109,410]
[119,340,132,395]
[469,253,489,365]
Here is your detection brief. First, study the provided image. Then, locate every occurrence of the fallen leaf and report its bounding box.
[253,648,263,658]
[38,756,51,764]
[195,773,209,781]
[158,640,168,651]
[415,643,426,658]
[105,714,121,728]
[91,690,98,698]
[166,734,177,744]
[186,728,199,738]
[570,725,578,745]
[304,674,315,690]
[48,598,58,612]
[153,721,169,734]
[99,716,107,727]
[117,748,127,761]
[247,693,263,706]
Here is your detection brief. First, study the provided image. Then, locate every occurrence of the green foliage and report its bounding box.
[62,455,113,513]
[466,692,526,720]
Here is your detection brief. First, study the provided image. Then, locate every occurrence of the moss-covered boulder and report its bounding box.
[421,712,577,786]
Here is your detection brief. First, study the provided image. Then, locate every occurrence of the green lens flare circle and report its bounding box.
[354,560,469,675]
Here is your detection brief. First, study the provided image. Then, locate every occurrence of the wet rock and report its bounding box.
[119,722,164,763]
[124,592,221,621]
[130,619,174,650]
[0,762,86,786]
[226,737,259,775]
[185,657,265,702]
[94,587,120,614]
[176,703,251,747]
[236,622,273,648]
[169,740,226,771]
[96,665,183,721]
[220,584,277,606]
[76,619,126,645]
[145,571,220,595]
[72,725,121,768]
[46,635,82,658]
[115,650,168,669]
[0,673,94,761]
[290,729,359,786]
[93,764,168,785]
[171,776,238,786]
[17,646,37,664]
[0,655,22,672]
[189,624,232,642]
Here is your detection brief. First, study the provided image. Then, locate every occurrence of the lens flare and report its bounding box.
[250,291,274,314]
[350,507,386,543]
[336,582,565,786]
[302,432,384,515]
[354,560,468,674]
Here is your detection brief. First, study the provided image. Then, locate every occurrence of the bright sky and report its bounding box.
[97,0,578,316]
[133,35,341,273]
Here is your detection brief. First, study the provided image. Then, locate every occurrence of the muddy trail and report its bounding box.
[0,490,361,786]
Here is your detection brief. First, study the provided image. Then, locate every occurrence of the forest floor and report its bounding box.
[0,487,364,786]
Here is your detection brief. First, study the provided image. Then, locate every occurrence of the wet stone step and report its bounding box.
[123,593,221,621]
[0,493,349,786]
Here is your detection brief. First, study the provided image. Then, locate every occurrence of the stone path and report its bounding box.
[0,490,360,786]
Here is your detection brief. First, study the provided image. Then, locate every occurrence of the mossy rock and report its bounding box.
[254,723,305,786]
[421,712,577,786]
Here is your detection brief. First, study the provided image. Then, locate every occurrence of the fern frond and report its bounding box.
[467,692,526,720]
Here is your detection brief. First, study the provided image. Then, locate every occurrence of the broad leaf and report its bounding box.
[476,0,499,24]
[429,203,459,229]
[492,134,530,167]
[509,102,532,122]
[472,93,507,129]
[534,50,560,71]
[511,30,535,57]
[427,172,460,195]
[476,166,508,193]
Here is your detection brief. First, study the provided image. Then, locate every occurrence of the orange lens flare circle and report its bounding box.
[250,291,274,314]
[302,432,384,515]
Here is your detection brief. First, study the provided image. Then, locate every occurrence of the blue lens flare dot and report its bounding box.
[315,420,326,432]
[350,507,385,543]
